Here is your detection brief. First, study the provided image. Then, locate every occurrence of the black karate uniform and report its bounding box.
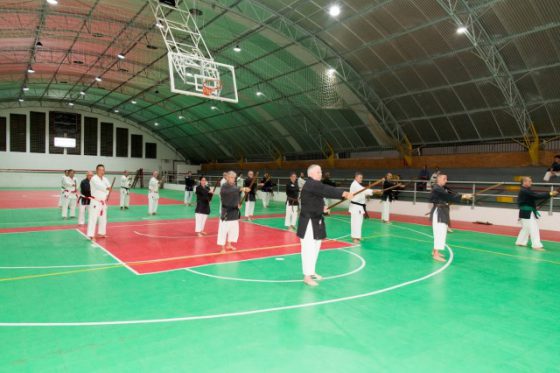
[244,178,257,201]
[517,187,550,219]
[297,179,343,240]
[195,185,212,215]
[429,185,463,224]
[286,181,299,206]
[220,183,241,221]
[185,176,195,192]
[79,179,91,206]
[261,178,275,193]
[381,180,396,202]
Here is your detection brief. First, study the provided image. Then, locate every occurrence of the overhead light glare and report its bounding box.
[23,87,30,91]
[256,91,264,97]
[178,115,185,120]
[211,106,218,110]
[95,76,102,82]
[47,0,58,5]
[117,53,126,60]
[27,66,35,73]
[114,109,119,113]
[131,100,137,104]
[18,98,24,102]
[156,21,164,29]
[68,102,74,106]
[79,91,86,96]
[233,45,241,52]
[328,5,341,17]
[154,122,159,126]
[456,26,468,34]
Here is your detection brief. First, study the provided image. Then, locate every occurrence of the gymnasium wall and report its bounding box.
[201,150,559,173]
[0,105,193,187]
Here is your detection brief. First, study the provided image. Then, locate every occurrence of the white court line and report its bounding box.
[0,263,115,270]
[185,249,365,283]
[0,226,453,327]
[74,229,140,275]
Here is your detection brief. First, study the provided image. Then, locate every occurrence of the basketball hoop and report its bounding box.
[202,80,222,97]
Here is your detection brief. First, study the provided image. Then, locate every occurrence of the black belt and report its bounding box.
[350,201,369,219]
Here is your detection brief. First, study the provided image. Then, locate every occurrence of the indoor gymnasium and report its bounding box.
[0,0,559,371]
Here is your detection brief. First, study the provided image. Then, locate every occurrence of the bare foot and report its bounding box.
[352,238,360,244]
[447,228,454,233]
[432,251,446,262]
[303,276,319,286]
[201,231,208,236]
[515,243,527,247]
[197,232,204,237]
[227,245,237,251]
[220,247,226,254]
[312,274,323,281]
[532,247,545,251]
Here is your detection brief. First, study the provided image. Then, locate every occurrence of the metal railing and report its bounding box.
[169,173,559,215]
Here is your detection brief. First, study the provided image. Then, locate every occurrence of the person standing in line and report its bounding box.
[184,171,196,206]
[515,176,558,251]
[61,169,78,219]
[78,171,93,226]
[120,170,132,210]
[195,176,213,237]
[349,172,375,243]
[148,171,160,215]
[298,165,353,286]
[87,164,112,240]
[285,172,300,232]
[218,171,250,253]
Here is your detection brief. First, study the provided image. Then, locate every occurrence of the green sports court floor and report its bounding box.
[1,188,559,372]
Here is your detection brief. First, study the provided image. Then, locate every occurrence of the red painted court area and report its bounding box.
[0,190,182,209]
[86,219,352,274]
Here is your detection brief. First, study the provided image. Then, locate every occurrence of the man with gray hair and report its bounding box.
[297,164,353,286]
[218,171,250,253]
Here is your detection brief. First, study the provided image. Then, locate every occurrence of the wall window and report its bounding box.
[10,114,26,152]
[83,117,98,156]
[100,122,114,156]
[30,111,46,153]
[145,142,157,159]
[116,127,129,157]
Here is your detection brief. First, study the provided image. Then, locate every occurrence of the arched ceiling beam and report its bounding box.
[436,0,534,143]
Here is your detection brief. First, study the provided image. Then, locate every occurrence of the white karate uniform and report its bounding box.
[381,200,391,222]
[262,192,272,208]
[61,176,78,218]
[58,176,64,207]
[301,221,322,276]
[349,180,374,239]
[515,212,543,248]
[244,201,255,217]
[285,203,298,227]
[217,220,239,246]
[195,213,208,233]
[87,175,111,238]
[78,203,88,225]
[432,209,448,251]
[184,190,193,205]
[120,175,131,208]
[148,177,160,214]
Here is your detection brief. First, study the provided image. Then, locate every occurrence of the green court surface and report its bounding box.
[1,192,559,372]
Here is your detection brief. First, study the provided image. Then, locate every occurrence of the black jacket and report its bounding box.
[517,187,550,219]
[79,179,91,206]
[381,180,396,202]
[429,184,463,224]
[195,185,212,215]
[261,178,275,193]
[220,183,241,221]
[244,178,257,201]
[296,179,343,240]
[286,182,299,206]
[185,177,196,191]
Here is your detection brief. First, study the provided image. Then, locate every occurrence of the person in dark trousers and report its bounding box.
[184,171,196,206]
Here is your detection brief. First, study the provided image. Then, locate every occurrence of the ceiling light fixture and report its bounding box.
[23,87,30,91]
[211,106,218,110]
[178,115,185,120]
[456,26,468,34]
[114,109,119,113]
[117,53,126,60]
[27,66,35,73]
[328,5,341,17]
[131,100,137,104]
[18,98,24,102]
[95,76,102,82]
[68,102,74,106]
[36,41,43,48]
[256,91,264,97]
[156,21,164,29]
[47,0,58,5]
[233,45,241,52]
[79,91,86,96]
[154,122,159,126]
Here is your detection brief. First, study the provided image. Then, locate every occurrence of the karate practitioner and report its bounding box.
[120,170,132,210]
[285,172,299,231]
[61,169,78,219]
[297,164,353,286]
[218,171,250,253]
[349,172,375,243]
[87,164,112,240]
[195,176,213,236]
[148,171,160,215]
